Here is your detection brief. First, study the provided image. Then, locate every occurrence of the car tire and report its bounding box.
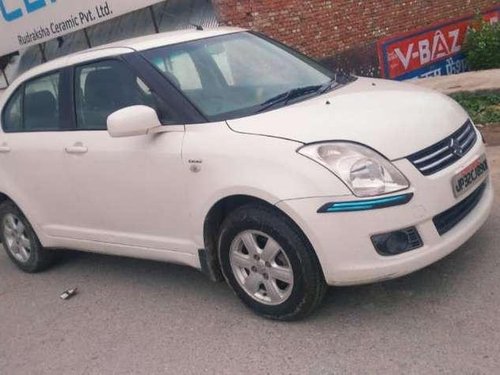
[218,204,327,321]
[0,201,56,273]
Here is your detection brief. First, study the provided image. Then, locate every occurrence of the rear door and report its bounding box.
[0,70,78,238]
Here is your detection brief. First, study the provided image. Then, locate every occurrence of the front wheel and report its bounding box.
[218,204,326,321]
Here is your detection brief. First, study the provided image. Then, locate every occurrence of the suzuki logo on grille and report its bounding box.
[449,138,464,157]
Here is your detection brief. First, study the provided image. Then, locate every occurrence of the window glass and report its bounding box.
[143,32,336,120]
[149,52,202,91]
[210,38,308,87]
[211,50,234,86]
[2,88,23,132]
[24,72,60,131]
[75,60,163,130]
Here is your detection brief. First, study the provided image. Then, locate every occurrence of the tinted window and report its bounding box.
[2,88,23,132]
[2,72,61,132]
[24,72,61,131]
[75,60,164,130]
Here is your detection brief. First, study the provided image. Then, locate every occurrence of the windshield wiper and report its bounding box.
[257,85,322,113]
[318,79,341,94]
[319,72,357,94]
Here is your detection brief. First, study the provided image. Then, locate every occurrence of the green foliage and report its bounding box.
[463,19,500,70]
[451,91,500,125]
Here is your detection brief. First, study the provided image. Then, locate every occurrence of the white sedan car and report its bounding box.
[0,28,493,320]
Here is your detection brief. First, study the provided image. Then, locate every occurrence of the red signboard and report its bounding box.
[378,7,500,80]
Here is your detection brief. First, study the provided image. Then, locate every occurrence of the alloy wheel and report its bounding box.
[229,230,294,305]
[3,213,32,263]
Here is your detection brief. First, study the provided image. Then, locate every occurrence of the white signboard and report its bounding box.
[0,0,164,56]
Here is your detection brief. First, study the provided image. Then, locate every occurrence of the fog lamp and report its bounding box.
[371,227,423,256]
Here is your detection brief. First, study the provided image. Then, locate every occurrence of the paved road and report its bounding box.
[1,148,499,375]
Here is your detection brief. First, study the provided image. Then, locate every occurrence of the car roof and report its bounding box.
[12,27,245,89]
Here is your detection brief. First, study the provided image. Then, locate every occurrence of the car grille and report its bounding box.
[408,120,477,176]
[433,182,487,236]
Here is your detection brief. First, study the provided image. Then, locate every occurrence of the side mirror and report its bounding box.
[107,105,161,138]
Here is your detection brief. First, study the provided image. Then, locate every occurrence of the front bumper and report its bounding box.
[276,134,494,286]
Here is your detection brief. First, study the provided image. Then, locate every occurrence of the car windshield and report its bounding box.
[142,32,348,121]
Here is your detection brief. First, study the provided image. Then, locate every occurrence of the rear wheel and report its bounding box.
[0,201,56,273]
[218,204,326,321]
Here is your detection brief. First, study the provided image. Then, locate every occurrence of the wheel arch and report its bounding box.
[201,194,322,282]
[0,192,11,206]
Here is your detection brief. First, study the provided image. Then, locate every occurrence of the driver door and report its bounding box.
[54,59,193,254]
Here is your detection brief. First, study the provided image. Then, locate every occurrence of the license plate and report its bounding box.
[452,154,489,198]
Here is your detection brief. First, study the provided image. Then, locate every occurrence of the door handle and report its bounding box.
[65,142,88,154]
[0,143,10,153]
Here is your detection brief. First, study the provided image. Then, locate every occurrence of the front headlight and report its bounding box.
[297,142,410,197]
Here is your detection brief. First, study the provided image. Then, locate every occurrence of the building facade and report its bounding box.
[213,0,500,76]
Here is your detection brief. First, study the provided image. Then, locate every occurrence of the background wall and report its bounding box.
[212,0,500,76]
[2,0,499,87]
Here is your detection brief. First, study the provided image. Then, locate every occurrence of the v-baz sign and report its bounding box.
[0,0,163,56]
[377,6,499,80]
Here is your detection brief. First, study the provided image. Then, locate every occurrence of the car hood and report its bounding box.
[226,77,469,160]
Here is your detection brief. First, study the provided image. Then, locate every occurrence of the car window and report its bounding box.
[143,32,335,120]
[208,38,304,87]
[2,87,23,132]
[23,72,61,131]
[149,51,202,91]
[210,49,235,86]
[75,60,164,130]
